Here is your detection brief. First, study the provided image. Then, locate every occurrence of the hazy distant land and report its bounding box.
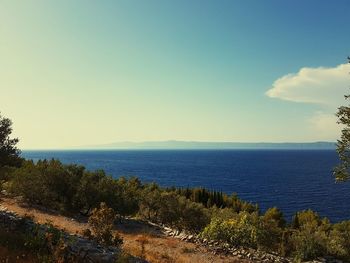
[82,140,336,150]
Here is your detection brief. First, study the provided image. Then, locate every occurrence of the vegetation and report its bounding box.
[202,209,350,261]
[170,186,258,212]
[1,113,350,262]
[0,220,73,262]
[3,158,350,261]
[87,202,123,247]
[6,159,210,233]
[334,57,350,181]
[0,113,22,168]
[0,113,22,185]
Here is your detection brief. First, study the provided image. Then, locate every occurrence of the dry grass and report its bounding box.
[0,196,250,263]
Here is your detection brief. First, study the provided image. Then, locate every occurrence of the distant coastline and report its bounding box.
[79,140,336,150]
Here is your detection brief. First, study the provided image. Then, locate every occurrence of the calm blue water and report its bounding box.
[21,150,350,222]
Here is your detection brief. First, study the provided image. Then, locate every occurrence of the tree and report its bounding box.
[74,170,106,215]
[334,57,350,181]
[0,113,21,167]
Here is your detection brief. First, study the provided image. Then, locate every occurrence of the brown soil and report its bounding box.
[0,196,249,263]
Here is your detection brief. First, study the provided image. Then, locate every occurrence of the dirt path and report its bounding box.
[0,196,249,263]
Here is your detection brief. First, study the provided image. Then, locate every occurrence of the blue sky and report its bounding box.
[1,1,350,149]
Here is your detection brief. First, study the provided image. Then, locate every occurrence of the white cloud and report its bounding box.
[266,63,350,106]
[267,63,350,141]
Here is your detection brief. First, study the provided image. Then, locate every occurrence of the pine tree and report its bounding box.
[334,58,350,181]
[0,113,21,168]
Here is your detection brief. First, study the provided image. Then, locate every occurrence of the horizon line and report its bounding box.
[21,140,337,151]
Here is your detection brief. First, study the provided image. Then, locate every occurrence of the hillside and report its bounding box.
[0,196,250,263]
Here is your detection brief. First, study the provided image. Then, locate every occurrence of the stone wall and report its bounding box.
[159,224,343,263]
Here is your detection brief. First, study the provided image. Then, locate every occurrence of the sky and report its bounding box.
[1,1,350,149]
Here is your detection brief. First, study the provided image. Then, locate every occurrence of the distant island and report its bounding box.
[82,140,336,150]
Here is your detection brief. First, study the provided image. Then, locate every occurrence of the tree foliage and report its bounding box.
[0,113,22,181]
[334,57,350,181]
[139,187,210,232]
[172,187,258,212]
[88,202,123,247]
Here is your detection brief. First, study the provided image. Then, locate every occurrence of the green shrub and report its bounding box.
[202,209,286,251]
[290,227,328,261]
[177,196,210,232]
[139,183,162,220]
[0,221,67,262]
[139,189,209,232]
[288,210,330,261]
[88,202,123,247]
[201,211,261,248]
[327,221,350,261]
[258,207,285,251]
[263,207,286,228]
[8,160,84,212]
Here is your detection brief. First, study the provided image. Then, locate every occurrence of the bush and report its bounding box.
[6,160,141,217]
[201,211,261,248]
[139,189,209,232]
[202,209,349,261]
[288,210,330,261]
[88,202,123,247]
[258,207,285,251]
[290,227,328,260]
[0,221,70,262]
[263,207,286,228]
[139,183,162,220]
[177,196,210,232]
[328,221,350,260]
[8,160,84,212]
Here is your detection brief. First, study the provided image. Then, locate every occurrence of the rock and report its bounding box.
[163,226,172,232]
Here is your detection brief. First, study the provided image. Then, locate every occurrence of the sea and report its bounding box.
[21,150,350,222]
